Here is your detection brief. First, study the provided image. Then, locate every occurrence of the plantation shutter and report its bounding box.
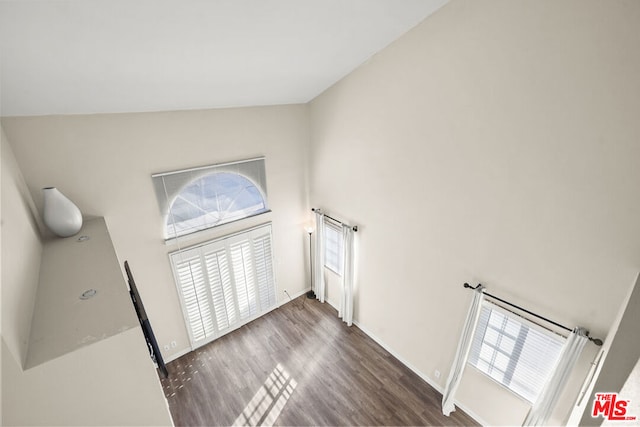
[172,251,216,344]
[230,239,257,320]
[170,223,277,348]
[254,234,276,310]
[203,248,237,331]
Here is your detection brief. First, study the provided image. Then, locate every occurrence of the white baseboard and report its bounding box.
[163,347,191,364]
[166,289,307,364]
[321,300,487,424]
[351,319,444,392]
[165,294,488,425]
[278,288,309,307]
[348,316,488,426]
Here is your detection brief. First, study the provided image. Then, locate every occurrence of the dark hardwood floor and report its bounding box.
[160,296,479,426]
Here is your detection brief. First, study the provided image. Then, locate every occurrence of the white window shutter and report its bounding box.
[170,223,277,349]
[204,248,236,332]
[230,239,257,320]
[253,233,276,311]
[173,253,215,344]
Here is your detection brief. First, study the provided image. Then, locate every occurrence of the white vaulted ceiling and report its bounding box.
[0,0,448,117]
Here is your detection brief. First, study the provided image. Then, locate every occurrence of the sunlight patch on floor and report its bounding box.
[233,363,297,426]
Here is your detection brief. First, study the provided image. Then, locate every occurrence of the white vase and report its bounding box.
[42,187,83,237]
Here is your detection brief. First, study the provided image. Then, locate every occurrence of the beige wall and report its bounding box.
[309,0,640,424]
[2,124,173,426]
[1,125,43,367]
[3,1,640,425]
[1,104,311,360]
[2,328,172,426]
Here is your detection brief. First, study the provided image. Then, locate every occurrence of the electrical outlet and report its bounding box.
[164,344,170,351]
[171,341,177,348]
[434,369,441,379]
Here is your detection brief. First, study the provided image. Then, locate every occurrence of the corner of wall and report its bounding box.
[0,125,3,427]
[574,271,640,426]
[1,123,44,368]
[1,124,45,238]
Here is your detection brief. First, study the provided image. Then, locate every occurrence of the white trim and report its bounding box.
[167,221,273,252]
[163,347,191,364]
[278,288,309,307]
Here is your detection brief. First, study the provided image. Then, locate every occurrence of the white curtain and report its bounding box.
[339,224,355,326]
[314,211,326,303]
[442,285,485,416]
[523,327,589,426]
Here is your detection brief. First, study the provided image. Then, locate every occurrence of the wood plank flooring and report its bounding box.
[160,296,479,426]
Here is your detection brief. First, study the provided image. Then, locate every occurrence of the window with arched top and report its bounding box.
[152,158,269,240]
[167,172,267,237]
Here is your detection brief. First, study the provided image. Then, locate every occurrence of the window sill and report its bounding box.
[466,364,534,405]
[164,210,272,247]
[324,266,343,278]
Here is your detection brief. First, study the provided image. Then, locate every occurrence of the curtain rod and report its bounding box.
[312,208,358,232]
[463,283,603,346]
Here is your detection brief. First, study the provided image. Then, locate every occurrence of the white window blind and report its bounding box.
[324,220,343,275]
[170,223,277,348]
[468,302,565,403]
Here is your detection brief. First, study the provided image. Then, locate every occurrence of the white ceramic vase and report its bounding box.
[42,187,83,237]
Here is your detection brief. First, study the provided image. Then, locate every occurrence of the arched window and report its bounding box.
[166,172,268,238]
[152,158,269,240]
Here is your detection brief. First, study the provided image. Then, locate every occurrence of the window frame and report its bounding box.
[152,157,270,242]
[323,219,344,276]
[467,301,566,403]
[164,172,271,242]
[169,223,277,349]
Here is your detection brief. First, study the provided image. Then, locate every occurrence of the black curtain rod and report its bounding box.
[463,283,603,346]
[312,208,358,232]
